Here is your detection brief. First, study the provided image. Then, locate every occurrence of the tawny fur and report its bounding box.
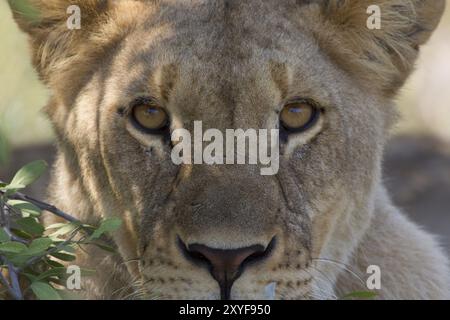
[9,0,450,299]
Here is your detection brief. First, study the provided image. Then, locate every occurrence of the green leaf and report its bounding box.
[49,223,78,238]
[46,223,69,230]
[50,252,76,262]
[10,228,33,240]
[8,200,42,217]
[90,218,122,240]
[45,259,65,268]
[0,184,26,195]
[23,273,38,283]
[0,228,9,242]
[81,268,96,277]
[3,239,52,266]
[16,217,45,236]
[59,245,76,254]
[36,267,67,281]
[88,242,117,253]
[27,238,53,254]
[7,255,31,267]
[0,241,27,254]
[81,224,97,231]
[10,160,47,188]
[31,282,62,300]
[342,291,378,300]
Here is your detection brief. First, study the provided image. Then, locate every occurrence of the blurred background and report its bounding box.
[1,3,450,253]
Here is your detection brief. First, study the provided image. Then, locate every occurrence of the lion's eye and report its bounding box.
[131,103,169,133]
[280,100,319,132]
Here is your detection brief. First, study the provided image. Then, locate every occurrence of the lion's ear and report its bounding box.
[311,0,445,96]
[8,0,108,80]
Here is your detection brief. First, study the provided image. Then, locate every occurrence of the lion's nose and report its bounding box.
[178,237,275,300]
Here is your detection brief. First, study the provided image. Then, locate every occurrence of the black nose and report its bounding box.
[179,238,275,300]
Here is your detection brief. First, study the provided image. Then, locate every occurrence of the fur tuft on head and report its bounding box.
[305,0,445,95]
[8,0,109,79]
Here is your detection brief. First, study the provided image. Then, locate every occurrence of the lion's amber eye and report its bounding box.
[280,101,319,132]
[132,103,169,133]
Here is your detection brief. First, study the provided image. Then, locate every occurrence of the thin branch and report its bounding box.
[7,262,23,300]
[0,255,23,300]
[1,203,28,244]
[0,264,20,300]
[8,192,80,224]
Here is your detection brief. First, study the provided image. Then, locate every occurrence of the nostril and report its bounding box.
[178,237,210,266]
[177,236,276,300]
[242,237,276,266]
[187,249,209,264]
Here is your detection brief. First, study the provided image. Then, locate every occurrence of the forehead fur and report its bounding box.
[10,0,445,101]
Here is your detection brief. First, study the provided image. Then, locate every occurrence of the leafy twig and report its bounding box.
[1,204,28,244]
[18,228,80,273]
[8,193,80,224]
[0,161,122,300]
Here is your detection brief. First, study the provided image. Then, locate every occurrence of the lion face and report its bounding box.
[11,0,444,299]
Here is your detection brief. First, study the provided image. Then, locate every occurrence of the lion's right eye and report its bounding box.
[280,99,320,133]
[131,102,169,133]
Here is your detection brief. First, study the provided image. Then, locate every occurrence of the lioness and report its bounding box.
[9,0,450,299]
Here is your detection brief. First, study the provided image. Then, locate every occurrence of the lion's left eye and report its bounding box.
[280,100,320,133]
[131,102,169,133]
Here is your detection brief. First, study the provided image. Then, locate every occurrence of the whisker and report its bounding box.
[302,268,336,300]
[312,258,366,287]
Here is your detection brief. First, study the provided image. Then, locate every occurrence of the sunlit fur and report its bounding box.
[10,0,449,299]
